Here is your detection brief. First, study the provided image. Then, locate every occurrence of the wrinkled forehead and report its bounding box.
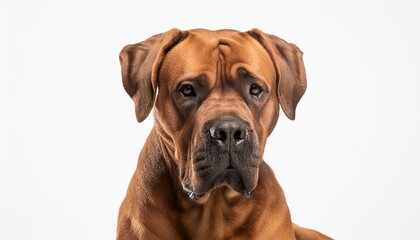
[159,29,276,88]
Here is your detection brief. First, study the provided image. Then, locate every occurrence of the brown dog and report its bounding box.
[117,28,331,240]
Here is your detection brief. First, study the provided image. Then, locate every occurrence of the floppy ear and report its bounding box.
[119,28,187,122]
[247,29,307,120]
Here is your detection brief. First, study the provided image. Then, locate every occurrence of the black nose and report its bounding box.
[210,118,248,146]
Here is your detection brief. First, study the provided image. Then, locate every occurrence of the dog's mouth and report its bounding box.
[182,183,253,201]
[182,166,257,201]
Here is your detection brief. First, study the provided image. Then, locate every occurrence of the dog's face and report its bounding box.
[155,30,280,198]
[120,29,306,199]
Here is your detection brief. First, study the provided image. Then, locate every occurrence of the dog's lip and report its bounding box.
[183,166,258,201]
[183,182,254,201]
[182,183,203,200]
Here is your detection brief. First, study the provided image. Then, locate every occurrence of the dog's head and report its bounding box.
[120,29,306,199]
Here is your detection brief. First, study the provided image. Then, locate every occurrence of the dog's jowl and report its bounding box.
[117,28,331,240]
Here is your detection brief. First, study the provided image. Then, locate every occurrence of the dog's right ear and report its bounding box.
[119,29,187,122]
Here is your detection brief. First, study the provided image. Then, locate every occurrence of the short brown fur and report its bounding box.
[117,28,331,240]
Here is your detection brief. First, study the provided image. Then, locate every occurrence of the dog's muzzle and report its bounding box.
[183,116,260,200]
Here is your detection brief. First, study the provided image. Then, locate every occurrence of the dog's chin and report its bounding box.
[183,169,257,201]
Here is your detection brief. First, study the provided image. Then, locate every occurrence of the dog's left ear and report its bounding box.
[247,29,307,120]
[119,29,188,122]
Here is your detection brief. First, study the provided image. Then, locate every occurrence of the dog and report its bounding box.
[117,28,331,240]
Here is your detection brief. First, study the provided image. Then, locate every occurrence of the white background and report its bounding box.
[1,0,420,239]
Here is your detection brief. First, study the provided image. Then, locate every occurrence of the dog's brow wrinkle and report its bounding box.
[179,74,207,85]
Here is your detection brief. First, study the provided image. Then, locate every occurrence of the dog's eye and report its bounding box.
[249,84,264,97]
[179,84,196,97]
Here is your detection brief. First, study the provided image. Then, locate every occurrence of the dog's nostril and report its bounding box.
[217,130,227,141]
[210,127,227,141]
[234,129,246,140]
